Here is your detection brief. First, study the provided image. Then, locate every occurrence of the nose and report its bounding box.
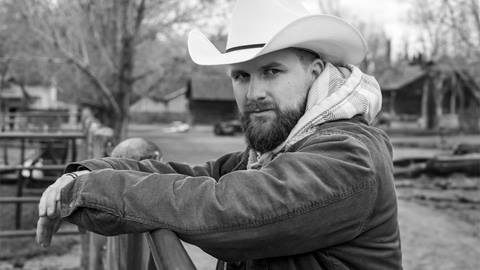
[246,77,267,101]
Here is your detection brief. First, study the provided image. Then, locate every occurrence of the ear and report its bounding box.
[310,59,325,79]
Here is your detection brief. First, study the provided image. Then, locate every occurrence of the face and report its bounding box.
[228,48,322,153]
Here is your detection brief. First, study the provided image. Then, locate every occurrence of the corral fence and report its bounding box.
[0,132,83,234]
[0,108,196,270]
[1,109,80,133]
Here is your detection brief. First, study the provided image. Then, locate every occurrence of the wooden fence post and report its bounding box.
[146,230,197,270]
[79,108,114,270]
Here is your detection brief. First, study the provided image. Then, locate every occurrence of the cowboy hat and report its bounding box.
[188,0,368,66]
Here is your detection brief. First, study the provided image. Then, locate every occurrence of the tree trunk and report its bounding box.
[112,110,129,143]
[421,79,429,129]
[112,0,136,142]
[449,91,456,114]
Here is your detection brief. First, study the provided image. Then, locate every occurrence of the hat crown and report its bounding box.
[226,0,310,51]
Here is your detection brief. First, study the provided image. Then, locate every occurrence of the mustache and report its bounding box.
[243,101,276,113]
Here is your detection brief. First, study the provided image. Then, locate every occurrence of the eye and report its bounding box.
[231,72,250,82]
[263,68,281,77]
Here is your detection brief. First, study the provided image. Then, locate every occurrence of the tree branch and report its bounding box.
[448,59,480,103]
[469,0,480,44]
[131,69,155,82]
[443,0,480,56]
[145,75,166,94]
[82,0,116,71]
[133,0,146,37]
[0,55,64,64]
[19,4,121,115]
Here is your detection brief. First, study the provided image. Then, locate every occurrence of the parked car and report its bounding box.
[213,119,243,136]
[163,121,190,133]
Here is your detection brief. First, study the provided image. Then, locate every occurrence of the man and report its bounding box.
[109,137,163,162]
[37,0,402,269]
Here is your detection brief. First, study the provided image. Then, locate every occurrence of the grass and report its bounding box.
[0,236,79,261]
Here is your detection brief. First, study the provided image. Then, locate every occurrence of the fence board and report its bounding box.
[0,229,80,238]
[0,197,40,203]
[0,132,85,140]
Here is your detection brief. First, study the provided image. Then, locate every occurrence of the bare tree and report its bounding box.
[409,0,480,130]
[410,0,480,64]
[15,0,225,140]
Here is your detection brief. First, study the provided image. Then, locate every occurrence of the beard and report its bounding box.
[241,99,306,153]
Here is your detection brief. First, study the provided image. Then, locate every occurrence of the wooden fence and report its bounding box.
[0,107,196,270]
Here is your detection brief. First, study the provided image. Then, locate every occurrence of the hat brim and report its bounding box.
[188,14,368,66]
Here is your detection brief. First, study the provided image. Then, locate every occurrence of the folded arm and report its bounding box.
[57,133,378,261]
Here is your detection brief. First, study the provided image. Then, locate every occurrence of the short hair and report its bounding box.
[111,137,163,161]
[291,48,346,68]
[291,48,325,68]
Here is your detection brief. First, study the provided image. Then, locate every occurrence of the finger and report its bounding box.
[45,185,60,217]
[38,174,65,216]
[38,186,53,217]
[55,186,61,201]
[55,175,73,201]
[36,216,57,247]
[36,217,46,245]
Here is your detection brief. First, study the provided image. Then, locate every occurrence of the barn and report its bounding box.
[187,75,238,124]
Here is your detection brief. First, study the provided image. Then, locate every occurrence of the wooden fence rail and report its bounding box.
[0,196,40,203]
[0,229,80,238]
[0,132,85,139]
[0,165,67,172]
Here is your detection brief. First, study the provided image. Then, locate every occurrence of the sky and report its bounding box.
[303,0,420,59]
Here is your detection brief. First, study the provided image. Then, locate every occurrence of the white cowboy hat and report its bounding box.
[188,0,368,66]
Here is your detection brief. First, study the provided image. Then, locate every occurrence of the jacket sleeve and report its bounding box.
[59,133,378,261]
[65,151,246,180]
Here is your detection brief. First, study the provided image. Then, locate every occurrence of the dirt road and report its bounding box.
[399,200,480,270]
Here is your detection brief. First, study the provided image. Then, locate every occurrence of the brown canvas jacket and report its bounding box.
[60,117,402,270]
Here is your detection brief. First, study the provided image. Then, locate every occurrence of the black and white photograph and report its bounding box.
[0,0,479,269]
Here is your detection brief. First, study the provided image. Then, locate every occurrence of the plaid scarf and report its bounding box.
[247,63,382,169]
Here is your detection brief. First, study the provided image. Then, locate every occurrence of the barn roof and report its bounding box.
[378,65,427,91]
[162,87,187,101]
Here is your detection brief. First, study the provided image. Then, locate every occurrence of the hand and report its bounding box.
[36,170,89,247]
